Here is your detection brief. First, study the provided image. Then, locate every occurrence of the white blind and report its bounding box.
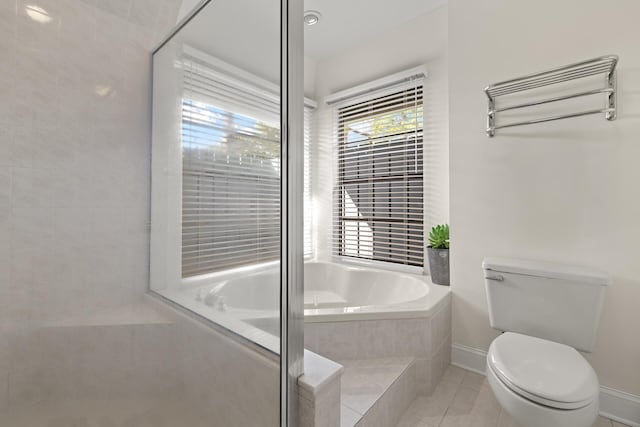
[304,108,313,258]
[333,82,424,267]
[181,54,312,278]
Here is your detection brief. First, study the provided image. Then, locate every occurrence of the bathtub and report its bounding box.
[186,261,450,322]
[303,261,449,321]
[158,260,451,385]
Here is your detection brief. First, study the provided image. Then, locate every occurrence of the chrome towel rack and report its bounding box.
[485,55,618,137]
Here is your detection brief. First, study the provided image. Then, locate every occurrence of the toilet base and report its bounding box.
[487,361,599,427]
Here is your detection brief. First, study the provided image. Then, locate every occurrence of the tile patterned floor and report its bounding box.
[395,365,630,427]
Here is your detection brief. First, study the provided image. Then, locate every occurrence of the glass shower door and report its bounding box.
[150,0,303,425]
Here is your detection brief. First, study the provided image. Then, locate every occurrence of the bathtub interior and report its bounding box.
[155,261,449,352]
[206,270,280,311]
[304,262,429,309]
[185,261,433,313]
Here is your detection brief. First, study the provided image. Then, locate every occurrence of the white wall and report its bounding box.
[449,0,640,396]
[311,5,449,262]
[304,55,317,99]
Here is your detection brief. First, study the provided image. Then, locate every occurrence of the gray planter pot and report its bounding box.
[427,247,450,285]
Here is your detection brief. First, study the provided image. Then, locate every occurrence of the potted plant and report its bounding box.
[427,224,449,285]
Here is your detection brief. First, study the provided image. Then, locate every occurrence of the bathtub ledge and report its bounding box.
[299,350,344,398]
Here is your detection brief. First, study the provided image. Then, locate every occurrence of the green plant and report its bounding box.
[428,224,450,249]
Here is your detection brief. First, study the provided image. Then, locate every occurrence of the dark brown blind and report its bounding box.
[334,85,424,266]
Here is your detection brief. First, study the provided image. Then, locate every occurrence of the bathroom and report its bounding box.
[0,0,639,426]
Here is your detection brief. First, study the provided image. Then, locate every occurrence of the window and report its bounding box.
[181,54,313,278]
[181,99,281,277]
[334,82,424,267]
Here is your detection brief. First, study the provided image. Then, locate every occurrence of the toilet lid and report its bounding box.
[488,333,599,409]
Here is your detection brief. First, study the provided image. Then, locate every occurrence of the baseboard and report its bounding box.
[451,343,487,375]
[451,343,640,427]
[599,386,640,427]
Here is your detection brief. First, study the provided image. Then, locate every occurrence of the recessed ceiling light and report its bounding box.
[25,5,52,24]
[304,10,321,26]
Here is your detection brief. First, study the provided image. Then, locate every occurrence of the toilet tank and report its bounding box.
[483,257,610,352]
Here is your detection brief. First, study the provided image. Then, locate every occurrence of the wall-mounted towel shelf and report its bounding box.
[485,55,618,137]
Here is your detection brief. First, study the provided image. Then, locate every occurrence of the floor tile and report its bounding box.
[395,395,445,427]
[341,404,361,427]
[441,365,465,386]
[611,421,630,427]
[496,410,519,427]
[593,415,613,427]
[459,371,484,391]
[467,383,501,427]
[394,365,623,427]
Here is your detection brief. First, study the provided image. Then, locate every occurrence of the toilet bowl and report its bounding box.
[486,332,600,427]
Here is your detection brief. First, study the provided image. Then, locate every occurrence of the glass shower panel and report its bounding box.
[151,0,282,355]
[0,0,297,424]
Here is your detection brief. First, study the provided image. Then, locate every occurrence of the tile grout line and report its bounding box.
[435,370,466,427]
[436,406,450,427]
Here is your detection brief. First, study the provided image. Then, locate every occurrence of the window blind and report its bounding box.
[181,55,312,278]
[333,83,424,267]
[304,107,313,258]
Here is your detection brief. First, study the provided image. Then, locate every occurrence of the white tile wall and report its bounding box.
[0,1,280,425]
[2,0,169,325]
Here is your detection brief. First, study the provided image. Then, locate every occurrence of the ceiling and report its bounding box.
[173,0,447,84]
[178,0,281,83]
[303,0,447,59]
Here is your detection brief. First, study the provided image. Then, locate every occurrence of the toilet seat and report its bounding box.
[487,333,599,410]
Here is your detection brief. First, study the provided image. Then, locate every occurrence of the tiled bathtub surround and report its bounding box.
[305,294,452,396]
[341,358,417,427]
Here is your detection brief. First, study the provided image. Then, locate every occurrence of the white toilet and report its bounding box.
[483,257,610,427]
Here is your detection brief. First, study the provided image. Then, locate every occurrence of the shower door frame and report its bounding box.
[280,0,304,425]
